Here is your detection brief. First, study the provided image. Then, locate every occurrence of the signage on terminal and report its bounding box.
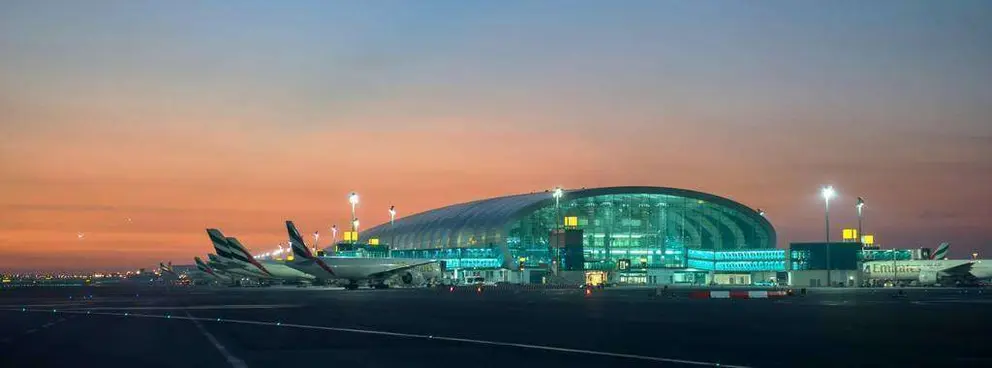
[618,258,631,271]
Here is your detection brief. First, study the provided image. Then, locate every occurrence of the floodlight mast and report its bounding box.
[821,186,836,287]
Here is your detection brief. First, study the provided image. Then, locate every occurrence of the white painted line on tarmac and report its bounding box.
[185,310,248,368]
[6,308,748,367]
[68,304,299,311]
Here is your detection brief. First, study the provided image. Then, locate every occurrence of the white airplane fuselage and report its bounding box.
[189,269,233,283]
[213,260,267,278]
[862,260,972,281]
[288,257,435,281]
[257,259,316,281]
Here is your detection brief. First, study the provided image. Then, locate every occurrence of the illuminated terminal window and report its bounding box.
[343,231,359,242]
[842,229,858,241]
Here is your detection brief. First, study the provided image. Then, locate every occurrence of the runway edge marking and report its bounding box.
[184,310,248,368]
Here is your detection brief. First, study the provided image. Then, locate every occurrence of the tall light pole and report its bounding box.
[352,218,360,239]
[821,186,836,287]
[552,187,564,274]
[856,197,865,246]
[388,205,396,257]
[822,186,835,242]
[349,192,359,231]
[312,230,320,255]
[330,225,338,254]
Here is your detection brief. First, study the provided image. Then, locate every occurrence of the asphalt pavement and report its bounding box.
[2,285,990,367]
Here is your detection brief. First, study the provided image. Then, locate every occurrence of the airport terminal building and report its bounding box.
[357,186,779,285]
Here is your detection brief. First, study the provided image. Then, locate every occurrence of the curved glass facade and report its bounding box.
[507,193,773,269]
[361,187,775,271]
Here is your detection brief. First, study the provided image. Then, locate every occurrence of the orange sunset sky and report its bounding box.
[1,1,990,272]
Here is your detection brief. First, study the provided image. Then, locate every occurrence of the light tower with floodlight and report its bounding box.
[388,205,397,256]
[349,192,359,227]
[312,231,320,255]
[856,197,865,246]
[821,186,836,286]
[552,187,564,273]
[821,186,836,241]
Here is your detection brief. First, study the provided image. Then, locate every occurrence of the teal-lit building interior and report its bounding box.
[356,186,776,283]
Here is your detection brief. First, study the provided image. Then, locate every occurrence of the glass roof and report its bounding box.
[359,186,775,250]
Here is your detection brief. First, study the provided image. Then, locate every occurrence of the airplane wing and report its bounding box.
[366,260,439,280]
[939,262,975,276]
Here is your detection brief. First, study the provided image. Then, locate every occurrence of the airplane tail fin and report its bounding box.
[226,237,272,276]
[207,229,237,261]
[931,242,950,260]
[286,220,314,260]
[194,256,218,277]
[225,237,254,260]
[206,254,226,271]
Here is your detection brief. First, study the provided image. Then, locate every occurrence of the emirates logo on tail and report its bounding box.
[931,242,949,260]
[287,221,313,259]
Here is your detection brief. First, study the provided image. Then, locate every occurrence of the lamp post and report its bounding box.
[329,225,338,254]
[388,205,396,257]
[821,186,836,287]
[352,218,360,240]
[552,187,564,274]
[312,231,320,255]
[856,197,865,246]
[349,192,359,231]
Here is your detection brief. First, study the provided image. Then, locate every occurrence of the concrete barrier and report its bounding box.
[689,290,791,299]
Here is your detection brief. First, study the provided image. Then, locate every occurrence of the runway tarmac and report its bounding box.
[2,285,990,367]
